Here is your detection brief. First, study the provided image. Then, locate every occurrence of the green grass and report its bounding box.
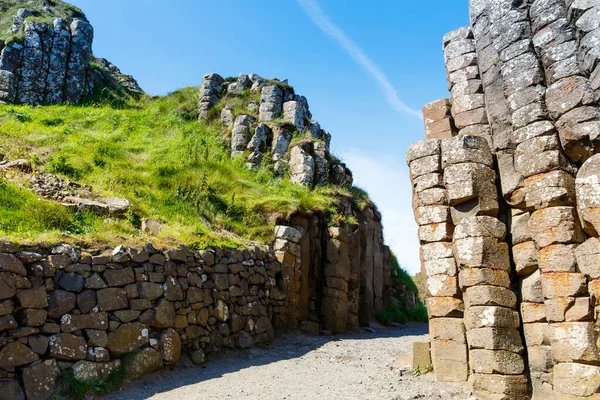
[0,86,350,248]
[408,304,428,322]
[0,0,86,43]
[377,303,428,326]
[378,251,427,325]
[55,368,127,400]
[0,177,96,235]
[390,251,418,292]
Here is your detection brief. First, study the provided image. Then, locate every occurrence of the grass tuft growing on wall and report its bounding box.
[55,368,128,400]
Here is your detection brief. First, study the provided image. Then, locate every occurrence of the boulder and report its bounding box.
[61,312,108,333]
[104,267,135,287]
[152,299,176,328]
[160,328,181,364]
[0,379,24,400]
[22,359,60,399]
[72,359,121,382]
[58,272,85,292]
[49,333,87,361]
[97,288,128,311]
[107,323,149,357]
[124,348,163,380]
[0,342,38,368]
[0,253,26,276]
[16,287,47,309]
[48,290,77,318]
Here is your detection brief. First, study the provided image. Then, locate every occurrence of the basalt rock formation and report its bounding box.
[0,1,142,105]
[198,73,353,189]
[409,0,600,399]
[0,7,398,398]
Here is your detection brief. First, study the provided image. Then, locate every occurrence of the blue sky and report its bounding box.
[69,0,470,275]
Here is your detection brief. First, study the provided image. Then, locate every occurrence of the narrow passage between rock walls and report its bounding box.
[103,323,473,400]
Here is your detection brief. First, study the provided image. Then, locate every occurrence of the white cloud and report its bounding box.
[340,149,421,276]
[297,0,423,120]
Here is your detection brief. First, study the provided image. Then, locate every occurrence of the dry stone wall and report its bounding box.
[0,205,392,399]
[408,0,600,398]
[0,242,285,399]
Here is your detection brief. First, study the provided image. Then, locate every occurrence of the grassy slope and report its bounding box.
[0,87,347,248]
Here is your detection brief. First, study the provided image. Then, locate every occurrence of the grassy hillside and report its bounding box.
[0,87,353,249]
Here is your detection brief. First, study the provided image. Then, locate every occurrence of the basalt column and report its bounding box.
[198,73,224,120]
[481,1,598,398]
[407,138,468,383]
[565,0,600,100]
[443,28,492,145]
[569,154,600,399]
[531,0,600,163]
[409,0,600,397]
[273,226,303,329]
[443,135,528,400]
[321,227,351,334]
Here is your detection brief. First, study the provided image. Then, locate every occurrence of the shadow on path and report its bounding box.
[103,322,429,400]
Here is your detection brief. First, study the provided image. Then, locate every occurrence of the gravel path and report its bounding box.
[103,322,475,400]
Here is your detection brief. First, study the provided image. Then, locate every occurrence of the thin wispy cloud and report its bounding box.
[297,0,422,120]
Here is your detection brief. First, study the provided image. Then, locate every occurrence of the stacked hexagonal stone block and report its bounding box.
[407,139,469,382]
[409,0,600,398]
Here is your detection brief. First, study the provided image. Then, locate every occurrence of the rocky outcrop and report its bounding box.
[0,17,93,105]
[409,1,600,398]
[199,73,352,189]
[274,203,392,333]
[90,56,144,97]
[259,85,283,122]
[0,3,140,105]
[198,73,224,119]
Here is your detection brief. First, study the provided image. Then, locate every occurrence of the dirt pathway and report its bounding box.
[103,322,475,400]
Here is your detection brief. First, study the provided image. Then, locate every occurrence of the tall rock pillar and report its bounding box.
[407,138,469,383]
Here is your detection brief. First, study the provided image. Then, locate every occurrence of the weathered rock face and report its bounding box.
[0,4,141,105]
[198,73,224,119]
[409,1,600,398]
[198,74,351,189]
[275,203,392,333]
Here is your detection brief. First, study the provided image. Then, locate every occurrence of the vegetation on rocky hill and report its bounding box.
[377,252,427,325]
[0,0,85,43]
[0,86,358,248]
